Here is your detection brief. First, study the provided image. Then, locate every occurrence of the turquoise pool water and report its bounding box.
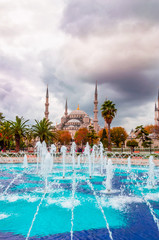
[0,164,159,239]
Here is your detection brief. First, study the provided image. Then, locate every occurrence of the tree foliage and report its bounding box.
[101,100,117,151]
[135,125,151,147]
[32,118,56,144]
[74,128,89,146]
[87,125,99,147]
[144,125,159,135]
[0,121,13,151]
[111,127,128,147]
[0,113,5,125]
[57,130,72,145]
[126,139,138,152]
[98,128,108,148]
[10,116,29,152]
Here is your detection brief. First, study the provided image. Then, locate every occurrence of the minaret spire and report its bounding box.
[93,81,99,132]
[65,99,68,116]
[45,85,49,120]
[157,89,159,126]
[155,102,157,126]
[95,80,97,101]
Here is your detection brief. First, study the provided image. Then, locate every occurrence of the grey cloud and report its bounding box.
[0,0,158,132]
[61,0,159,36]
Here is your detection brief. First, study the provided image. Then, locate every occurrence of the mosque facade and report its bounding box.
[44,82,100,138]
[155,90,159,127]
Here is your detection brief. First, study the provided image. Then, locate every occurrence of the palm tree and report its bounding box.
[0,121,13,152]
[101,100,117,151]
[10,116,29,152]
[32,118,56,144]
[26,128,34,150]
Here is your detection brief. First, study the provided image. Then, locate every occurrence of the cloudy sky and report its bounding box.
[0,0,159,132]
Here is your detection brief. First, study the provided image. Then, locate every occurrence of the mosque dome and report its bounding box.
[69,105,87,117]
[70,109,87,115]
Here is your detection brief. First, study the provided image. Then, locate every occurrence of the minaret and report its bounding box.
[93,81,99,132]
[65,99,68,116]
[158,89,159,126]
[155,103,158,126]
[44,85,49,120]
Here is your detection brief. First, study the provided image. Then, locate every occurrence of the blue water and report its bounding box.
[0,164,159,239]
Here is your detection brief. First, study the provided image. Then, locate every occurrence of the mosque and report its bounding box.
[155,90,159,127]
[44,82,101,138]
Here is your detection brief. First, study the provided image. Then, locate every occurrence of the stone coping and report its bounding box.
[0,156,159,166]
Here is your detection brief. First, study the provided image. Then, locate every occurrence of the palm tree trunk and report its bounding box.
[15,135,20,152]
[107,123,111,151]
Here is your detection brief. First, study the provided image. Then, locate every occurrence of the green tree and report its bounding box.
[87,125,99,147]
[111,127,128,147]
[10,116,29,152]
[32,118,56,144]
[135,125,151,147]
[26,128,34,150]
[0,121,13,152]
[101,100,117,151]
[99,128,108,148]
[0,113,5,125]
[126,139,138,153]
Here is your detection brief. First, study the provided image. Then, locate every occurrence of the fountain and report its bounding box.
[100,142,104,175]
[147,156,155,188]
[71,142,76,170]
[0,142,159,240]
[61,145,67,178]
[35,141,42,171]
[77,155,80,168]
[84,142,92,178]
[92,145,95,174]
[50,144,56,170]
[23,154,28,168]
[105,159,113,192]
[127,156,131,171]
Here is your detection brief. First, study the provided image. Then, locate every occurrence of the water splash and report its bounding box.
[71,142,76,170]
[23,154,28,168]
[26,190,46,240]
[86,178,113,240]
[3,174,21,195]
[84,142,91,178]
[50,144,56,170]
[77,155,80,168]
[127,156,131,171]
[61,145,67,178]
[147,156,155,188]
[70,171,76,240]
[100,142,104,175]
[105,159,113,192]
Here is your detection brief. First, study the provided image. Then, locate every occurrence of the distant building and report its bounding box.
[57,104,92,138]
[44,82,101,138]
[155,90,159,126]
